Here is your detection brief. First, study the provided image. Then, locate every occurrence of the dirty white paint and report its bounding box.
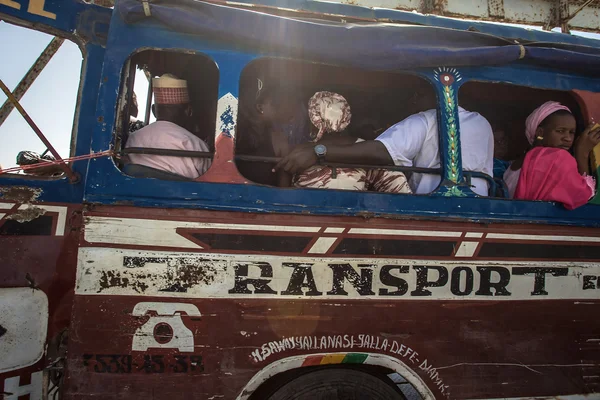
[454,241,478,257]
[215,92,238,138]
[236,352,435,400]
[132,302,200,352]
[75,247,600,300]
[3,371,43,400]
[347,228,462,237]
[84,217,321,249]
[307,237,337,254]
[0,288,48,373]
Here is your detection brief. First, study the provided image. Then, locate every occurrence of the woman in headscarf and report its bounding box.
[503,101,600,209]
[294,91,412,194]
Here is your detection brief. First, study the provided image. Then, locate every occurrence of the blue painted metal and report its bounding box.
[78,7,600,227]
[0,0,110,38]
[4,0,600,227]
[224,0,600,47]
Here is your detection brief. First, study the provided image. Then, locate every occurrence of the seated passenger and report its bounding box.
[236,81,310,186]
[124,74,211,179]
[276,105,494,196]
[294,91,411,193]
[505,101,599,209]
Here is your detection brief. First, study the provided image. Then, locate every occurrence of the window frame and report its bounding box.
[84,13,600,228]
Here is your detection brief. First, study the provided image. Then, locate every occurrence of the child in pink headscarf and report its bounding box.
[505,101,600,209]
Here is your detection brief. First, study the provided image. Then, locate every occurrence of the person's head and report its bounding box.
[308,91,351,142]
[526,102,575,151]
[255,81,302,125]
[151,74,192,125]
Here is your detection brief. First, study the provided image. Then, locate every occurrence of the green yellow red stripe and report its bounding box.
[301,353,368,367]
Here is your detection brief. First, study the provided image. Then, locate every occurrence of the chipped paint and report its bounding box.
[215,93,238,138]
[90,251,222,294]
[236,352,435,400]
[0,288,49,374]
[6,206,46,223]
[0,186,42,203]
[76,247,600,300]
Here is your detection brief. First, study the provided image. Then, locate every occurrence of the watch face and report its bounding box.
[315,144,327,157]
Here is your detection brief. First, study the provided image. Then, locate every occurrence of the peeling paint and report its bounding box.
[6,206,46,223]
[0,186,42,203]
[96,255,220,294]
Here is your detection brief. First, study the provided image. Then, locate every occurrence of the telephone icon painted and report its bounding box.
[131,302,201,352]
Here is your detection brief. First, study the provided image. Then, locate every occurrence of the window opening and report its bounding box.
[459,81,597,208]
[117,50,219,181]
[0,23,82,180]
[235,58,453,195]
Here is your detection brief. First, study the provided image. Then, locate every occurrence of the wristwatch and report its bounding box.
[314,144,327,163]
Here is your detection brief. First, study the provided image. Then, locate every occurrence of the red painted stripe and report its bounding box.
[301,355,323,367]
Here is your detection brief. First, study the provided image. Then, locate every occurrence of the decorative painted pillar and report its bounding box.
[433,67,472,197]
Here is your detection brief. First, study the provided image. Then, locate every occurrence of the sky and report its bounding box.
[0,18,599,169]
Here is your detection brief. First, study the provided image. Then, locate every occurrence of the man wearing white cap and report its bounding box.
[124,74,211,179]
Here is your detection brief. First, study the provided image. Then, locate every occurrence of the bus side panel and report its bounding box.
[63,205,600,400]
[0,200,82,399]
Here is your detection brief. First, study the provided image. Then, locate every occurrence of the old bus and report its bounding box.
[2,0,600,399]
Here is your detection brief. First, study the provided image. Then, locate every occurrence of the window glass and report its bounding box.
[0,22,82,176]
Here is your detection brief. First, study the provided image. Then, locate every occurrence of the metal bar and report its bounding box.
[0,78,77,182]
[122,147,214,158]
[144,73,152,125]
[0,37,64,127]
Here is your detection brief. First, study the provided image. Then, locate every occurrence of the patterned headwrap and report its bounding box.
[308,91,351,142]
[152,74,190,105]
[525,101,571,145]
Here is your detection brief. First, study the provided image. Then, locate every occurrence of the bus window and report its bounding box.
[458,81,585,199]
[0,23,82,178]
[235,58,438,192]
[117,50,219,181]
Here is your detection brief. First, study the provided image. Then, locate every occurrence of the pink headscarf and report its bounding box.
[525,101,571,145]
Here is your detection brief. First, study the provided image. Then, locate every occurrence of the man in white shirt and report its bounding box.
[125,74,211,179]
[275,107,493,196]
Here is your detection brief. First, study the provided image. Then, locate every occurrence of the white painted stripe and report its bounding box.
[76,248,600,300]
[487,233,600,243]
[324,227,344,233]
[0,213,5,220]
[307,237,337,254]
[454,241,478,257]
[0,202,15,209]
[84,217,321,249]
[465,232,483,238]
[348,228,461,238]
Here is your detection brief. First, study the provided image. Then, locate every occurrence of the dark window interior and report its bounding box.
[235,58,435,186]
[459,82,582,162]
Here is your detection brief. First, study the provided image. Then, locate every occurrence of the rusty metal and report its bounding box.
[0,37,64,128]
[0,79,78,183]
[488,0,505,18]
